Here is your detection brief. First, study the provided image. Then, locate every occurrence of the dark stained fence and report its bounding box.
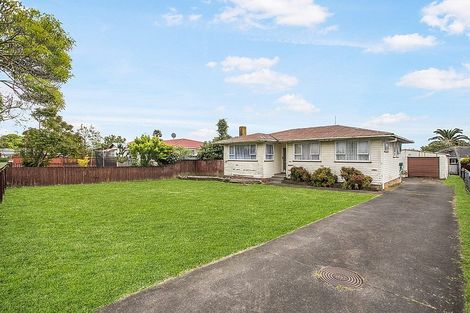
[0,164,8,202]
[7,160,224,187]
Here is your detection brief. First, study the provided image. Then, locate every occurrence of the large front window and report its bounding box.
[229,144,257,160]
[336,140,369,161]
[294,142,320,160]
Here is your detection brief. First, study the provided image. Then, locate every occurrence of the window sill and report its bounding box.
[293,160,321,162]
[264,160,274,162]
[334,160,371,163]
[227,159,258,162]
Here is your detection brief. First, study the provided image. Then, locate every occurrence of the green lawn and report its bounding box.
[0,179,375,312]
[446,176,470,312]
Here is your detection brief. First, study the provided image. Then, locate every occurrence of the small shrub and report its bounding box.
[311,167,337,187]
[461,157,470,171]
[77,158,89,167]
[290,166,311,182]
[340,167,373,190]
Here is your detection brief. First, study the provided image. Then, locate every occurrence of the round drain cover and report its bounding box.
[317,266,364,289]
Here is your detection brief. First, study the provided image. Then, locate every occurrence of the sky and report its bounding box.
[6,0,470,148]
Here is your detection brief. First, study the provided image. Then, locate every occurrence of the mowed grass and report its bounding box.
[446,176,470,313]
[0,179,375,312]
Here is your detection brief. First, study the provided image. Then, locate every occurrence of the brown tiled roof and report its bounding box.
[217,133,277,144]
[163,139,203,149]
[271,125,393,141]
[219,125,413,144]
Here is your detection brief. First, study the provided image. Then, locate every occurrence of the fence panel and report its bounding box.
[0,164,8,202]
[6,160,223,187]
[462,169,470,192]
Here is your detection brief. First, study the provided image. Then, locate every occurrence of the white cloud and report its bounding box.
[397,64,470,91]
[277,94,318,112]
[368,113,413,125]
[366,33,437,53]
[218,56,279,72]
[188,14,202,22]
[421,0,470,36]
[317,24,339,35]
[216,0,330,28]
[162,8,184,26]
[225,69,298,92]
[206,61,218,68]
[189,128,217,140]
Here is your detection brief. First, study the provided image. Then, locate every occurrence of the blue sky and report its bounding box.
[9,0,470,148]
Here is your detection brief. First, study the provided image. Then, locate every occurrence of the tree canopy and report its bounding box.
[421,128,470,152]
[0,0,74,122]
[0,133,22,150]
[128,135,175,167]
[20,108,84,166]
[198,119,231,160]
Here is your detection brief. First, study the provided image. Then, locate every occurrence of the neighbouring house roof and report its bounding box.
[163,138,203,149]
[437,146,470,158]
[217,133,277,144]
[218,125,413,144]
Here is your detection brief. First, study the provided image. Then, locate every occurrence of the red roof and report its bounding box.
[218,125,413,144]
[163,138,203,149]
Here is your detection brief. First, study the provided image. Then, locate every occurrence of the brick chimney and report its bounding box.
[239,126,247,136]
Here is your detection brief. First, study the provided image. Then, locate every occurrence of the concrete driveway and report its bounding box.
[100,179,463,313]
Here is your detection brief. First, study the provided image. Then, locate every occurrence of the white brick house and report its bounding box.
[218,125,413,189]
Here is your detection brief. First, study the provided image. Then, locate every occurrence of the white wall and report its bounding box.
[285,140,386,186]
[263,144,283,178]
[400,150,448,179]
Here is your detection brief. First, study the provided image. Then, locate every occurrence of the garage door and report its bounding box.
[408,157,439,178]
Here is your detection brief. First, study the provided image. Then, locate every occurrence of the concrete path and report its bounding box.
[101,179,464,313]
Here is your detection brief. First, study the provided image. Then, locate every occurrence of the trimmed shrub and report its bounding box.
[340,167,373,190]
[290,166,311,182]
[311,167,337,187]
[461,157,470,171]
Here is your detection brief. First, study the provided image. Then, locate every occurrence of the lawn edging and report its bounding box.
[445,176,470,313]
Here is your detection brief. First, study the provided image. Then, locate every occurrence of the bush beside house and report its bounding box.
[340,167,373,190]
[311,167,338,187]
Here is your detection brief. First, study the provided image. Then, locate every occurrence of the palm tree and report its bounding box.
[428,128,470,146]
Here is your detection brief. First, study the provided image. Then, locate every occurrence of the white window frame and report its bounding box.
[450,158,459,165]
[293,142,320,161]
[265,144,274,161]
[228,144,257,160]
[335,140,370,162]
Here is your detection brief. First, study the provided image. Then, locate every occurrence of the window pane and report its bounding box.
[336,141,346,154]
[310,143,320,155]
[357,141,368,154]
[294,144,301,154]
[345,141,357,160]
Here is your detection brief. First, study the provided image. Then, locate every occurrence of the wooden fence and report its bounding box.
[6,160,224,187]
[0,164,8,202]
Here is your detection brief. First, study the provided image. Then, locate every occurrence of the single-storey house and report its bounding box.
[437,146,470,175]
[218,125,413,189]
[163,138,203,158]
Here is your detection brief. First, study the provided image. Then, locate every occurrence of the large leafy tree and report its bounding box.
[76,124,103,155]
[0,133,22,150]
[198,119,231,160]
[20,108,83,166]
[128,134,175,167]
[0,0,74,122]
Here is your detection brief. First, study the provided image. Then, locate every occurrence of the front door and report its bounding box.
[282,148,286,172]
